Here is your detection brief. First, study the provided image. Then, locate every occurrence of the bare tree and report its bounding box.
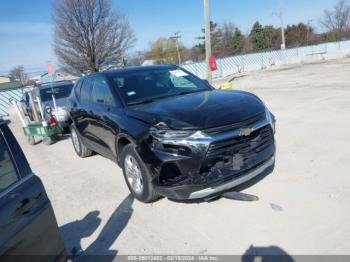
[53,0,136,73]
[320,0,350,37]
[9,65,28,85]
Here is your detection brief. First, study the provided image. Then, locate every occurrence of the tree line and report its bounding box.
[7,0,350,76]
[135,0,350,65]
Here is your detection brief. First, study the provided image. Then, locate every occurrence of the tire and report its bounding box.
[28,136,35,145]
[121,144,159,203]
[43,136,55,146]
[70,125,92,158]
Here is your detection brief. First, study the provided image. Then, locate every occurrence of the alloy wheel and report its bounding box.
[124,154,143,194]
[71,128,80,154]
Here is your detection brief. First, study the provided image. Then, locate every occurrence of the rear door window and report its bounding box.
[80,78,92,102]
[91,77,114,105]
[0,133,19,192]
[74,79,82,97]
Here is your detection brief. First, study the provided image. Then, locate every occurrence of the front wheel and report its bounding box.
[121,144,159,203]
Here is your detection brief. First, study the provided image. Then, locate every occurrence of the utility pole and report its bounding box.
[307,19,313,45]
[273,1,286,50]
[137,51,142,65]
[204,0,212,83]
[170,32,182,65]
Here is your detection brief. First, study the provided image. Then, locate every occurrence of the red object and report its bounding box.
[47,64,56,76]
[209,55,218,71]
[50,116,57,127]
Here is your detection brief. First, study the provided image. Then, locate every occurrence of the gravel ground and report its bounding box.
[7,58,350,257]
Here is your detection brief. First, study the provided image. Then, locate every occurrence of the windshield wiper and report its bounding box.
[128,93,180,106]
[127,90,206,106]
[176,89,206,96]
[128,98,156,106]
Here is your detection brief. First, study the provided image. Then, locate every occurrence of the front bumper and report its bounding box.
[190,156,275,199]
[141,111,276,201]
[153,157,275,200]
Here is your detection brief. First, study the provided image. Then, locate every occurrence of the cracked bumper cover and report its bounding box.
[153,156,275,200]
[142,111,276,200]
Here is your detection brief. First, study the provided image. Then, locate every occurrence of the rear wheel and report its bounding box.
[43,136,55,146]
[71,125,92,158]
[27,136,35,145]
[121,144,159,203]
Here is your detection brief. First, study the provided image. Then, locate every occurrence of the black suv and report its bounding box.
[67,65,276,203]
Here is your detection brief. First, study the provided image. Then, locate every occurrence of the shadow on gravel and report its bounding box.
[242,245,294,262]
[60,194,134,261]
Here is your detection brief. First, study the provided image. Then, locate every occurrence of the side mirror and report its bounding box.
[45,106,52,115]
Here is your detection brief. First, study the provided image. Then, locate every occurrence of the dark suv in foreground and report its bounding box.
[0,120,66,260]
[68,65,276,203]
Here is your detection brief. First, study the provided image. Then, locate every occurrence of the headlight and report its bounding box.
[265,109,276,134]
[150,127,195,139]
[150,127,208,140]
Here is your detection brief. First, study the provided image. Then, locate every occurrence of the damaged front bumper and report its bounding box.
[154,156,275,200]
[141,111,276,200]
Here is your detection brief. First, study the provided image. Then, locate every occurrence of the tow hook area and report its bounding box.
[221,191,259,202]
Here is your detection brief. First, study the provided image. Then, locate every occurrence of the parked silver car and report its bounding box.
[27,81,74,126]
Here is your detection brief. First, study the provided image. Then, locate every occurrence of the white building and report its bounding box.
[0,76,10,84]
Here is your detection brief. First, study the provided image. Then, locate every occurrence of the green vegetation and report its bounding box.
[249,22,269,52]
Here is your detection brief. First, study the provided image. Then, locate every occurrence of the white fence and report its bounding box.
[1,40,350,117]
[182,40,350,79]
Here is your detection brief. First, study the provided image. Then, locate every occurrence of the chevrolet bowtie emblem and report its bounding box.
[240,128,253,137]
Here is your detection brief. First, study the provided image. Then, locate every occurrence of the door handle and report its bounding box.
[106,107,111,112]
[16,192,43,214]
[17,198,30,210]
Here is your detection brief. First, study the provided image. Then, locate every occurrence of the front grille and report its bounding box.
[204,113,265,135]
[206,125,274,159]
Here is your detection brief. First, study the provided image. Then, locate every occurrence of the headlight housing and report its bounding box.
[150,127,208,140]
[150,127,195,139]
[265,109,276,134]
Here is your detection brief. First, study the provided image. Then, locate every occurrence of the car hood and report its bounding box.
[124,90,266,130]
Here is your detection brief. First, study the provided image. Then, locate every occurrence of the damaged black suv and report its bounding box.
[67,65,276,203]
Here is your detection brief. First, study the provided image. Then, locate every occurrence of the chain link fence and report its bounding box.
[1,40,350,117]
[182,40,350,79]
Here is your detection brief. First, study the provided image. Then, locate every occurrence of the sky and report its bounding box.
[0,0,340,74]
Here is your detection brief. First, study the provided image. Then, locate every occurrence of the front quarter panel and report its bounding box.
[114,110,151,158]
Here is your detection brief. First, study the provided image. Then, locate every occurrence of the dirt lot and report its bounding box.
[7,58,350,257]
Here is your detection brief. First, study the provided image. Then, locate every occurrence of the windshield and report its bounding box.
[40,84,73,102]
[111,68,211,105]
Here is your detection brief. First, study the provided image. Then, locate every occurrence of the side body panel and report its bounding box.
[0,123,66,260]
